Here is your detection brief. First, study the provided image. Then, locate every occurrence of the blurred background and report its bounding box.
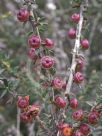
[0,0,102,136]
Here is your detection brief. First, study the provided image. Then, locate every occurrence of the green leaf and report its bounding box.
[0,90,7,99]
[39,22,48,34]
[49,68,56,75]
[41,68,46,76]
[27,31,33,36]
[96,96,102,103]
[86,101,96,107]
[1,79,8,86]
[38,17,46,22]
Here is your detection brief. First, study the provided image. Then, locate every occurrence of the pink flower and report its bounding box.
[17,96,29,109]
[71,13,80,23]
[20,112,32,123]
[41,56,55,69]
[28,35,41,49]
[70,98,78,109]
[27,105,40,118]
[17,8,29,22]
[44,38,54,49]
[74,72,84,83]
[76,59,84,72]
[54,96,66,108]
[88,111,100,125]
[81,39,89,50]
[80,123,90,135]
[52,77,63,90]
[68,28,76,39]
[72,109,84,121]
[28,48,36,60]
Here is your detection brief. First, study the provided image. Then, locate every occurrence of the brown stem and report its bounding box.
[26,1,51,135]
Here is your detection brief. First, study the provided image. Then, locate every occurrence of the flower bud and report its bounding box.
[88,111,100,125]
[28,35,41,49]
[80,123,91,135]
[41,56,55,69]
[54,96,66,108]
[17,8,29,22]
[17,96,29,109]
[68,28,76,39]
[72,109,84,121]
[71,13,80,23]
[52,77,63,90]
[81,39,89,50]
[70,98,78,109]
[74,72,84,83]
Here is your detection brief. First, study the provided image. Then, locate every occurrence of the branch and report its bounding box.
[65,3,84,96]
[26,1,51,135]
[26,1,42,88]
[16,108,21,136]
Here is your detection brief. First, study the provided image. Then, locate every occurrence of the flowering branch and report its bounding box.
[65,3,84,96]
[16,0,102,136]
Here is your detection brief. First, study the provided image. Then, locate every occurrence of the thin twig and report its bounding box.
[16,108,20,136]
